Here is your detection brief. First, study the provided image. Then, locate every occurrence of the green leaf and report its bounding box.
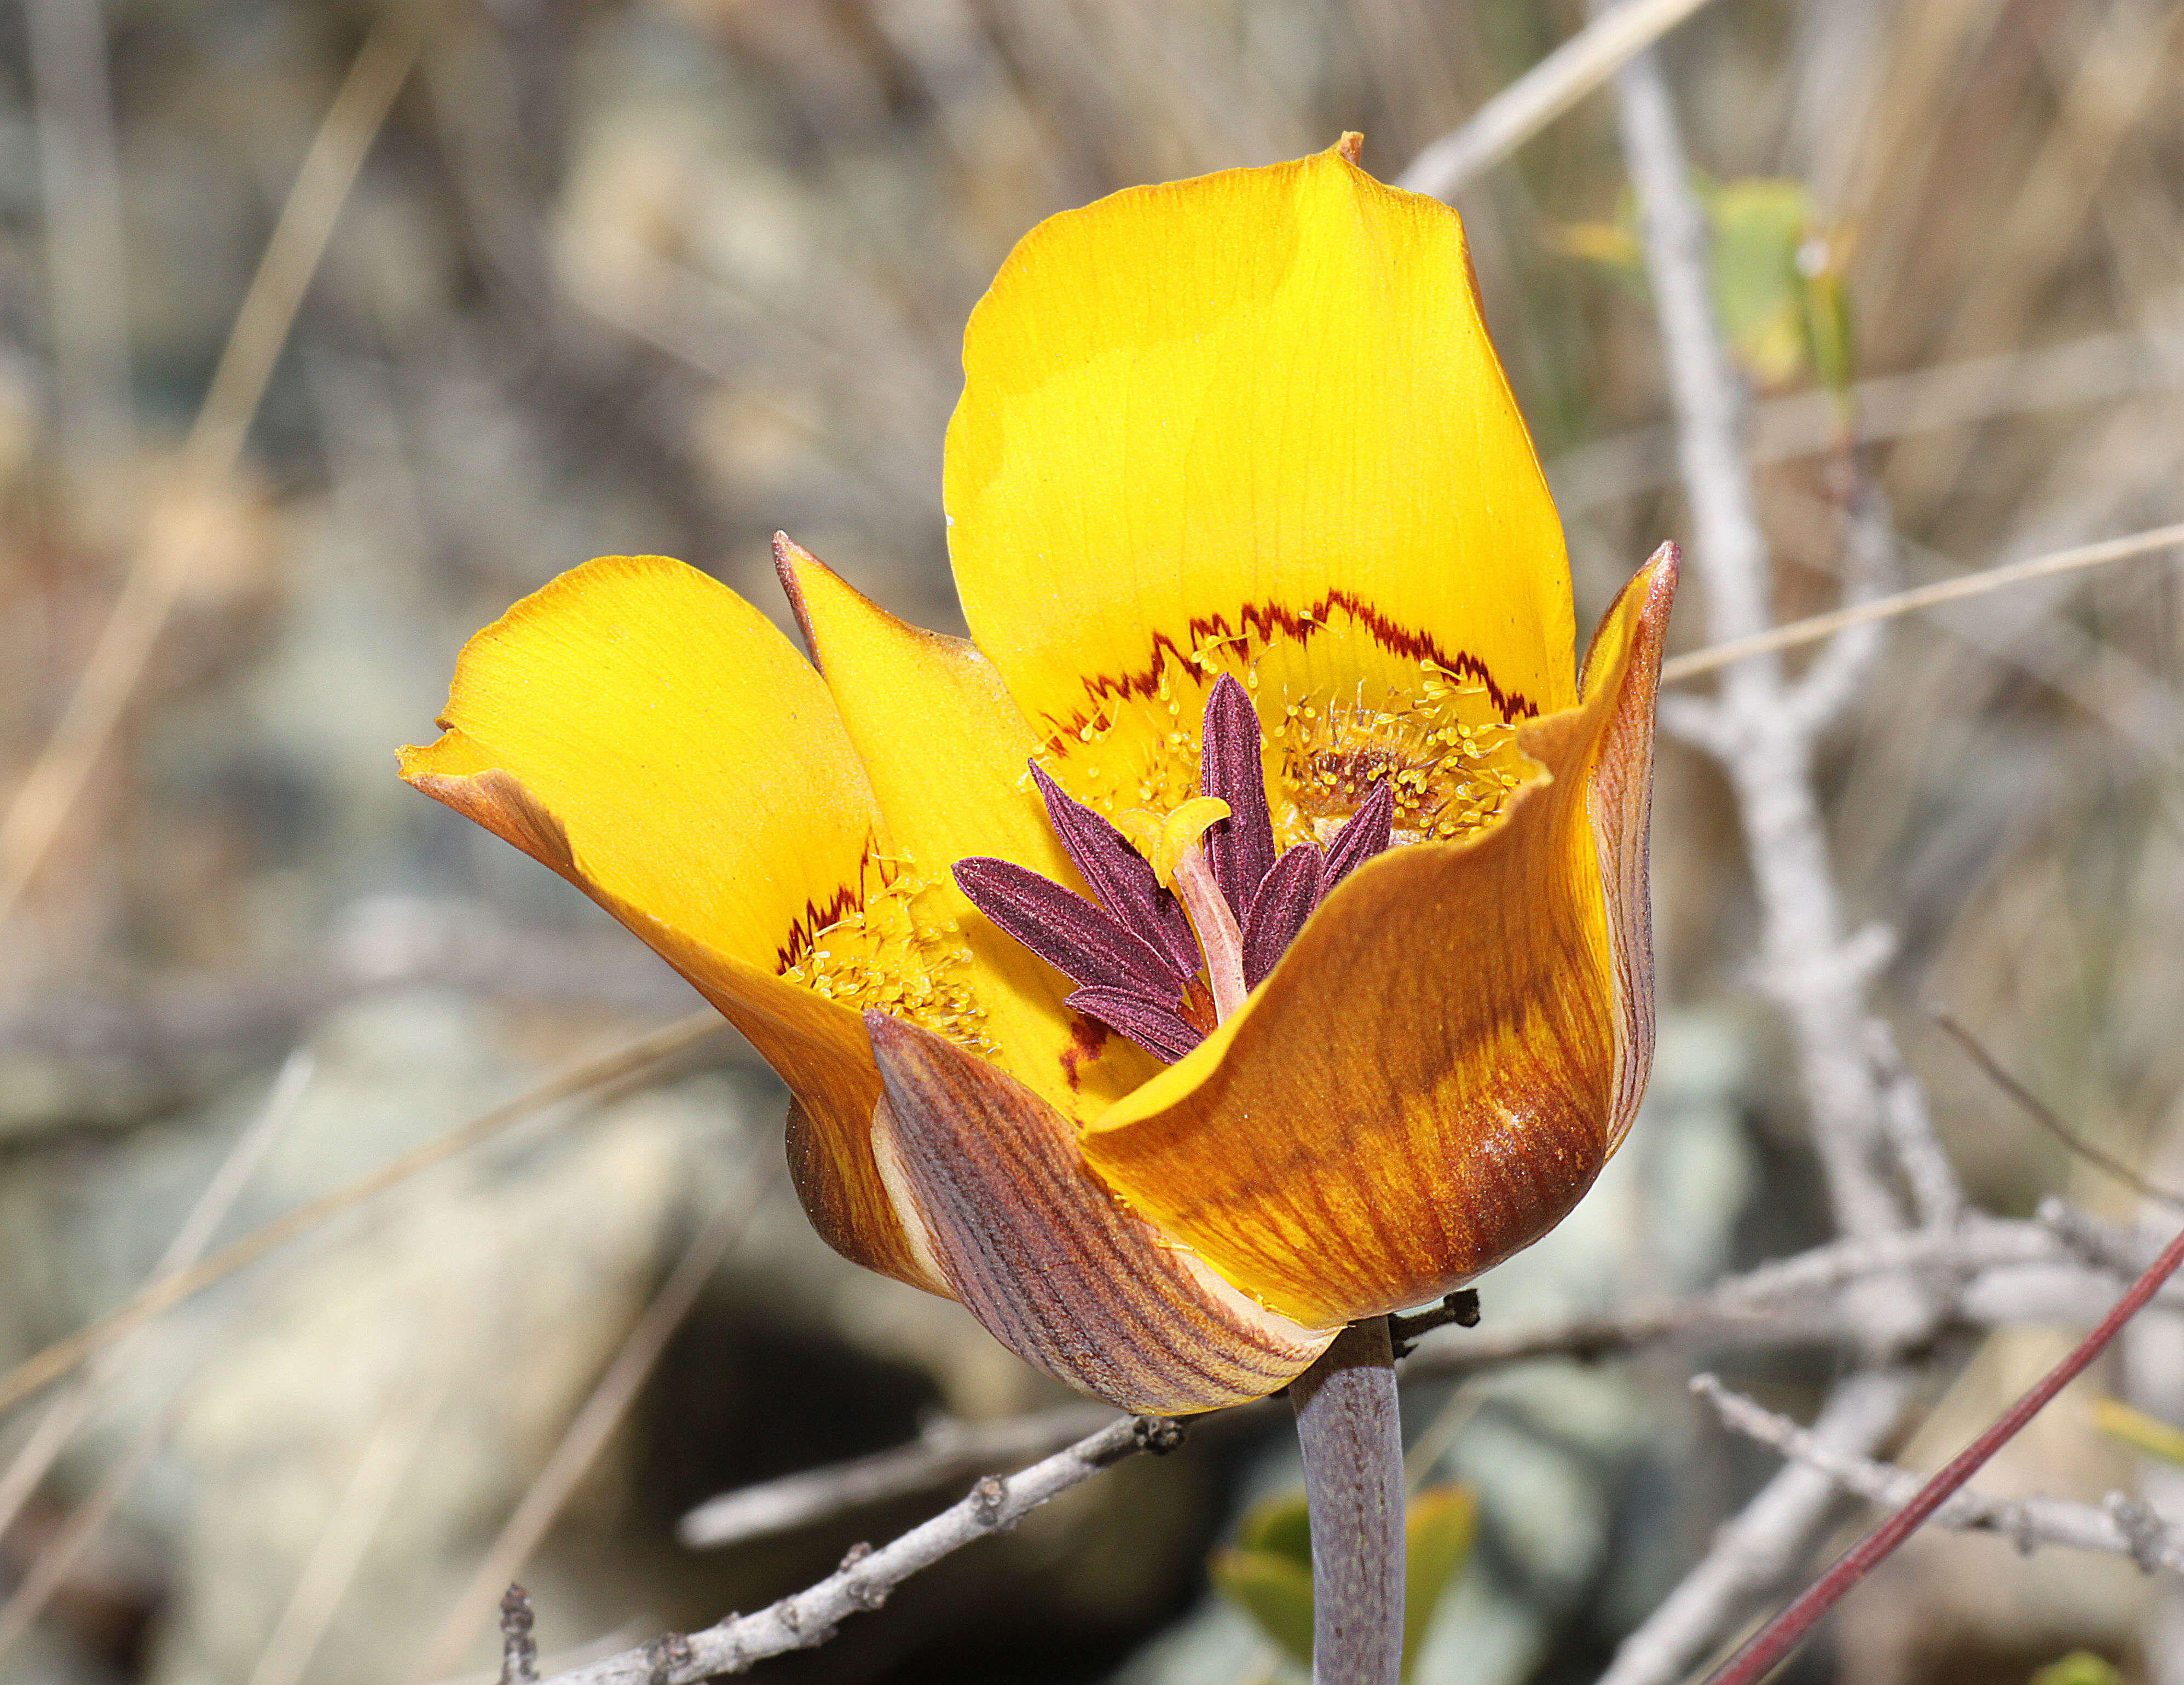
[1235,1488,1315,1565]
[1211,1545,1316,1669]
[2029,1650,2125,1685]
[1211,1485,1478,1677]
[1703,178,1814,390]
[2091,1394,2184,1467]
[1400,1487,1477,1677]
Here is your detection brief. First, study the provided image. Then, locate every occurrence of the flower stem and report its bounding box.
[1291,1318,1404,1685]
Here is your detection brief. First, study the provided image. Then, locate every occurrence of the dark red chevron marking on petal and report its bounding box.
[1037,590,1539,753]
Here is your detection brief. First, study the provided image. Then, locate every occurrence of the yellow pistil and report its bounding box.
[1117,796,1246,1022]
[1116,797,1232,890]
[780,873,993,1054]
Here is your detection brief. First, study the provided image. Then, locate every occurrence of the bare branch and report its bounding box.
[532,1417,1170,1685]
[1660,522,2184,686]
[1867,1021,1967,1232]
[1596,1369,1917,1685]
[679,1406,1118,1551]
[1783,463,1900,734]
[1695,1375,2184,1573]
[1396,0,1727,200]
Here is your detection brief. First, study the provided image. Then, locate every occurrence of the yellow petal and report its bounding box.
[944,142,1575,822]
[775,535,1159,1117]
[398,555,941,1292]
[868,1011,1332,1412]
[1080,549,1678,1328]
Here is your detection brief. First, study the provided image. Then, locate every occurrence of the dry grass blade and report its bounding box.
[0,1382,189,1661]
[0,17,416,929]
[408,1163,779,1683]
[0,1012,726,1416]
[1931,1009,2184,1209]
[245,1356,457,1685]
[1396,0,1726,199]
[1659,522,2184,683]
[0,1048,314,1543]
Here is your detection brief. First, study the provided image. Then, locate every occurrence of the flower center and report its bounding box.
[1276,668,1527,844]
[952,673,1397,1066]
[778,868,994,1054]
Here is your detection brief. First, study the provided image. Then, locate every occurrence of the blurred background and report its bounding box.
[2,0,2182,1682]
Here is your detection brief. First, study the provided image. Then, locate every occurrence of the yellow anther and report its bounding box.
[1116,795,1232,890]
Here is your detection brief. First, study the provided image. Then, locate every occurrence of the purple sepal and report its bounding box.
[1065,987,1205,1065]
[1199,674,1277,920]
[1241,844,1326,989]
[1028,765,1201,979]
[1321,780,1395,893]
[955,857,1183,999]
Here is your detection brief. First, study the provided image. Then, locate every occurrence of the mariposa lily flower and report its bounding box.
[400,140,1676,1416]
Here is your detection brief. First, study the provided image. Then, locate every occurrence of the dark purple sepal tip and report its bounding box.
[1065,986,1205,1065]
[1321,779,1395,893]
[954,856,1183,1000]
[1241,844,1326,989]
[1199,674,1277,922]
[1027,764,1201,980]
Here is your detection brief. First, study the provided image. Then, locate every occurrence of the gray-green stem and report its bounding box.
[1291,1318,1405,1685]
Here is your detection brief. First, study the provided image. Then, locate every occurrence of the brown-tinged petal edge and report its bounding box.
[402,761,946,1298]
[1078,547,1679,1329]
[864,1009,1334,1413]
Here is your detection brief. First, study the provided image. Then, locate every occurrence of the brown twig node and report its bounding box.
[1388,1289,1483,1358]
[498,1585,538,1685]
[1131,1415,1185,1454]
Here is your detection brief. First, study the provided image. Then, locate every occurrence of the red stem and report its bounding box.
[1708,1219,2184,1685]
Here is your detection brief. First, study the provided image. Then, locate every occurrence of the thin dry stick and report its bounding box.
[0,1011,726,1415]
[0,17,416,928]
[246,1357,455,1685]
[1707,1220,2184,1685]
[0,1381,190,1660]
[27,0,135,506]
[529,1416,1165,1685]
[679,1404,1118,1550]
[0,1049,314,1543]
[1660,522,2184,684]
[1931,1009,2184,1211]
[1695,1375,2184,1573]
[1395,0,1727,200]
[408,1165,779,1683]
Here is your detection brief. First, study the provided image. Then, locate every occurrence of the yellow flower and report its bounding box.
[399,141,1677,1415]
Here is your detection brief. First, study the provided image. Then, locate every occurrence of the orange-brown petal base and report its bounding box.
[866,1012,1333,1413]
[1081,550,1678,1328]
